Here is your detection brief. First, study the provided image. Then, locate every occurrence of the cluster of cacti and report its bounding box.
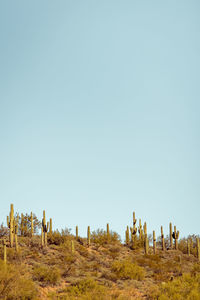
[2,204,200,265]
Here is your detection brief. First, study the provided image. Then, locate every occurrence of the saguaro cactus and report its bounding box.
[130,227,133,243]
[42,210,49,246]
[49,218,52,234]
[172,226,179,250]
[107,223,110,240]
[125,226,130,245]
[71,240,75,254]
[132,212,137,243]
[169,223,173,249]
[31,212,34,237]
[7,204,14,247]
[138,219,143,241]
[76,226,78,240]
[144,222,149,254]
[197,238,200,261]
[20,213,24,236]
[41,226,44,247]
[161,226,165,251]
[153,231,156,254]
[14,215,19,252]
[87,226,91,247]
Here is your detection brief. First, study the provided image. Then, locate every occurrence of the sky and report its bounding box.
[0,0,199,239]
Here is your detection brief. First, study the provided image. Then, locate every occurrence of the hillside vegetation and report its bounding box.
[0,205,200,299]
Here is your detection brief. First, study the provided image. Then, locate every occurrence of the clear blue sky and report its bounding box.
[0,1,199,239]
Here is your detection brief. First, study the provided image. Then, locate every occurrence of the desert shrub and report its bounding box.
[130,236,146,250]
[191,263,200,276]
[61,227,72,236]
[33,264,61,285]
[77,244,89,257]
[58,277,106,299]
[108,245,121,259]
[136,255,182,281]
[153,273,200,299]
[5,248,23,263]
[111,259,145,280]
[178,238,188,254]
[91,229,121,246]
[48,230,65,245]
[0,223,9,237]
[0,260,37,299]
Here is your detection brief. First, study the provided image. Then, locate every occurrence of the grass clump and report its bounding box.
[111,259,145,280]
[33,264,61,285]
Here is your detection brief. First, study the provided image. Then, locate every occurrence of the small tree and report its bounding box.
[18,213,41,236]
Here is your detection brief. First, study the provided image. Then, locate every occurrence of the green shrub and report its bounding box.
[0,260,37,299]
[111,259,145,280]
[91,229,121,246]
[33,264,61,285]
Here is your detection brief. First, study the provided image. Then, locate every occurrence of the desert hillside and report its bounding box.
[0,205,200,299]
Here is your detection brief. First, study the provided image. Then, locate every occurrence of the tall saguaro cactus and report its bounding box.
[7,204,14,247]
[172,226,179,250]
[161,226,165,251]
[125,226,130,245]
[87,226,91,247]
[14,215,19,252]
[169,223,173,249]
[31,212,34,237]
[49,218,52,234]
[76,226,78,240]
[41,226,44,247]
[42,210,49,246]
[107,223,110,240]
[132,212,137,243]
[71,240,75,254]
[153,231,156,254]
[144,222,149,254]
[138,219,143,241]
